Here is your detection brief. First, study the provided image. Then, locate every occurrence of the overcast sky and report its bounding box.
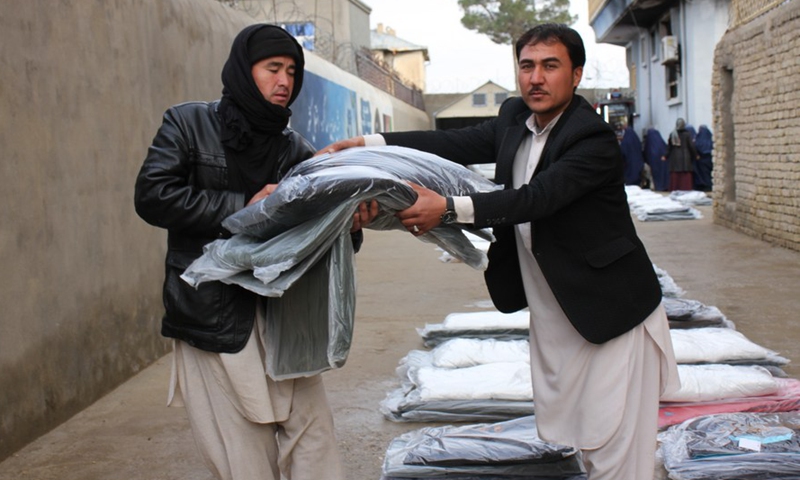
[365,0,629,93]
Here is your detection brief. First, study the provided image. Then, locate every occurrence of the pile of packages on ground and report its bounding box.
[378,257,800,479]
[625,185,708,221]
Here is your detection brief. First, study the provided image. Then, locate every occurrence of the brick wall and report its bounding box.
[712,0,800,251]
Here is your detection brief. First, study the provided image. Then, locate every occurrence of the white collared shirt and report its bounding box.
[513,113,562,251]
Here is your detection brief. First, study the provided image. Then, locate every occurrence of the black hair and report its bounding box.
[515,23,586,70]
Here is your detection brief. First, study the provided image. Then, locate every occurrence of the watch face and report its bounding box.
[441,210,457,224]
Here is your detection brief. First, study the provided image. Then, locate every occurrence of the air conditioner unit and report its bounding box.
[662,36,679,64]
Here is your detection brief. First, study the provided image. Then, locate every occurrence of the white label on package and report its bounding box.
[738,437,762,452]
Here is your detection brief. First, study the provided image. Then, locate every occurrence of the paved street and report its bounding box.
[1,203,798,480]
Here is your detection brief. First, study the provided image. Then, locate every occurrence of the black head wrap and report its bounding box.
[218,24,305,201]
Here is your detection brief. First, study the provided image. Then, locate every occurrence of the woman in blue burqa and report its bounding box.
[643,127,669,191]
[693,125,714,191]
[619,126,645,186]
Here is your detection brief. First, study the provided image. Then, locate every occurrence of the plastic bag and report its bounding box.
[658,411,800,479]
[381,416,584,478]
[182,146,501,295]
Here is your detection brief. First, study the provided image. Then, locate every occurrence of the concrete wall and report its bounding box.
[0,0,428,460]
[712,0,800,251]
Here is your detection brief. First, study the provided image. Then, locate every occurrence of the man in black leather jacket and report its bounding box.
[134,24,375,480]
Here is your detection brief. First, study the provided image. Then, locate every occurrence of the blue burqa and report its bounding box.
[619,127,645,185]
[644,128,669,191]
[693,125,714,191]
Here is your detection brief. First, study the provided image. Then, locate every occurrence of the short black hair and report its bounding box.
[515,23,586,70]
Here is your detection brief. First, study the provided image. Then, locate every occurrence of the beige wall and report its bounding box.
[0,0,428,460]
[712,0,800,251]
[0,0,252,461]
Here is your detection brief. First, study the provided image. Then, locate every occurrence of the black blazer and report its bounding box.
[382,95,662,344]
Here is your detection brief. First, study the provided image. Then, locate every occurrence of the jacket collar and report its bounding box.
[535,95,583,175]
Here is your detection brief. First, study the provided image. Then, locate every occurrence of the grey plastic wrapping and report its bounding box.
[182,146,500,295]
[179,146,498,380]
[658,412,800,479]
[263,230,354,380]
[381,416,584,478]
[223,146,500,237]
[223,145,500,269]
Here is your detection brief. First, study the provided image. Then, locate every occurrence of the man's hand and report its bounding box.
[314,136,365,157]
[247,183,278,206]
[351,199,379,233]
[395,183,446,236]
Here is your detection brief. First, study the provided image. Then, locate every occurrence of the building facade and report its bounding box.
[370,23,429,92]
[589,0,729,137]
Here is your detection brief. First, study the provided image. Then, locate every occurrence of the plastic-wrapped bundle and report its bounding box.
[670,190,712,206]
[179,147,498,380]
[658,412,800,479]
[382,347,534,423]
[381,416,585,479]
[224,146,500,238]
[671,328,788,366]
[661,364,779,403]
[263,230,354,380]
[182,146,500,295]
[659,377,800,428]
[654,264,686,298]
[431,338,530,368]
[629,193,703,221]
[184,202,356,297]
[417,310,530,347]
[222,146,499,273]
[663,297,734,329]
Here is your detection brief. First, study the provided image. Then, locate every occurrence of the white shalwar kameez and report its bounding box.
[512,115,680,480]
[166,302,344,480]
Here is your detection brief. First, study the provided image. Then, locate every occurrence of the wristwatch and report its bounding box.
[440,197,457,224]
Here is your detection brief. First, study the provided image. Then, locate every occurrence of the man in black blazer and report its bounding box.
[322,23,679,480]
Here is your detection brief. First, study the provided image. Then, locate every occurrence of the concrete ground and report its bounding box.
[1,204,799,480]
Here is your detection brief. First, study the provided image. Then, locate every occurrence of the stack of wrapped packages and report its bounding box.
[624,185,703,221]
[379,259,800,479]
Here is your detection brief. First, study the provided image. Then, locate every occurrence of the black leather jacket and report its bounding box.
[134,100,314,353]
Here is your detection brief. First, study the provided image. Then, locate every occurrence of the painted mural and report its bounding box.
[290,71,393,150]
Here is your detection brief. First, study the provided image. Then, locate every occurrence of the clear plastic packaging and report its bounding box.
[182,146,501,295]
[658,412,800,479]
[381,416,584,478]
[180,146,499,380]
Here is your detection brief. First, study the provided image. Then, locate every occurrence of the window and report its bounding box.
[494,92,508,105]
[649,29,658,62]
[640,35,648,64]
[666,62,679,100]
[626,45,636,90]
[472,93,487,107]
[659,15,679,101]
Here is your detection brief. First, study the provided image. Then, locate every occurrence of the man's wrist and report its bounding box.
[440,196,457,224]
